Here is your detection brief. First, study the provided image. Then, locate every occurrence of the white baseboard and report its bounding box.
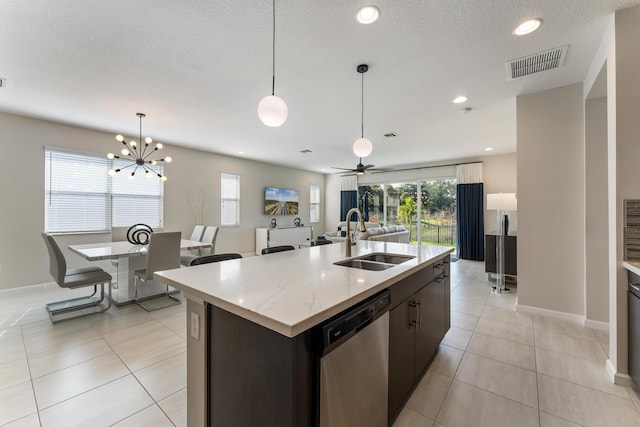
[516,304,610,332]
[584,319,609,331]
[0,281,56,293]
[516,304,585,324]
[606,359,635,387]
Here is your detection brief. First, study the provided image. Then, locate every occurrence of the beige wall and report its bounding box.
[516,83,586,316]
[0,112,325,290]
[585,95,609,324]
[611,5,640,379]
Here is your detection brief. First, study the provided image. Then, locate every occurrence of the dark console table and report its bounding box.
[485,234,517,278]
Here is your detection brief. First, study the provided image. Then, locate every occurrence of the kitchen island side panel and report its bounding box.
[208,305,315,427]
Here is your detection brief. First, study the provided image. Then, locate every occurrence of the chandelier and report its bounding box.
[107,113,172,181]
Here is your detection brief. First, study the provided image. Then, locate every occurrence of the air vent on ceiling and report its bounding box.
[506,45,568,80]
[300,149,313,154]
[383,132,397,138]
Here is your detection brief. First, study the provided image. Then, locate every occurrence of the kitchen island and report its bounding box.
[155,240,453,426]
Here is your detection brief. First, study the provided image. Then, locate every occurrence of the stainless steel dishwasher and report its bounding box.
[315,290,390,427]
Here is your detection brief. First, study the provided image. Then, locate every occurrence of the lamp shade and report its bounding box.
[486,193,517,211]
[258,95,288,127]
[353,137,373,157]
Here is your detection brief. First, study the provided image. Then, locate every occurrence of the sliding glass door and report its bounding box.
[358,178,456,248]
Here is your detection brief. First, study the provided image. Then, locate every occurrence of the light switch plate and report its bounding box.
[190,312,200,340]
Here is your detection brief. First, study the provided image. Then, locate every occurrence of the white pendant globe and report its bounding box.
[258,95,288,127]
[353,137,373,157]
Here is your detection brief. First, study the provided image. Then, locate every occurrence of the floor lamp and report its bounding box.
[487,193,517,293]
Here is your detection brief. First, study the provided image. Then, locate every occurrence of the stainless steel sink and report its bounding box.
[333,259,395,271]
[355,253,415,265]
[333,252,415,271]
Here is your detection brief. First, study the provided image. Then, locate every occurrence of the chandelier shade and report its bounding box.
[107,113,171,181]
[258,0,288,127]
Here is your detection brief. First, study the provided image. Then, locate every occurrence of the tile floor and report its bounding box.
[1,260,639,426]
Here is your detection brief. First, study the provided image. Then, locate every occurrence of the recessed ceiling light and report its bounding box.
[238,151,245,155]
[452,96,468,104]
[357,5,380,24]
[513,18,542,36]
[485,147,494,151]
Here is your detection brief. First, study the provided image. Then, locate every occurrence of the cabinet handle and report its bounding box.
[408,301,418,328]
[434,262,445,269]
[434,275,444,283]
[416,300,422,327]
[631,284,640,292]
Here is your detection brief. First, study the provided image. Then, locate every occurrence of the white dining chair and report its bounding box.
[181,225,219,266]
[134,231,182,311]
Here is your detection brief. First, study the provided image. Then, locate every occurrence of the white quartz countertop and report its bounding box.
[623,261,640,276]
[155,241,453,338]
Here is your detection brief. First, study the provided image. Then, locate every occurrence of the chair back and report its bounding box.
[144,231,181,279]
[189,225,205,242]
[261,245,296,255]
[111,226,129,242]
[200,226,219,255]
[190,253,243,266]
[42,232,66,285]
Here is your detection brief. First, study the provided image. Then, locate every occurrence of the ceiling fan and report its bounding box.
[332,158,391,176]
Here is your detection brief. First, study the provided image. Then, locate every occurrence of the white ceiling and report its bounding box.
[1,0,638,173]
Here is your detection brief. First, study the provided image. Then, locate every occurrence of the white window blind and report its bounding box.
[221,173,240,226]
[45,148,164,233]
[310,184,320,223]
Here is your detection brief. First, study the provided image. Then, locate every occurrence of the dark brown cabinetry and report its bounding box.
[485,234,517,276]
[388,257,450,424]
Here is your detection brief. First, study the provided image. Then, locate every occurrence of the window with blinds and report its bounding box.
[44,148,164,233]
[310,184,320,223]
[221,173,240,226]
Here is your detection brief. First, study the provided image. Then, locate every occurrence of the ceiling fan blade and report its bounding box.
[362,164,376,169]
[331,166,357,171]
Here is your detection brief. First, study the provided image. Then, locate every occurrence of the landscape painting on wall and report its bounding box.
[265,187,299,215]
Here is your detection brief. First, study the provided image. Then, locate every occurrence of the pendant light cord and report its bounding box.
[271,0,276,96]
[361,71,364,138]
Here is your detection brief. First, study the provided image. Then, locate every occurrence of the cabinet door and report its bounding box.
[414,281,443,376]
[388,298,416,424]
[442,274,451,338]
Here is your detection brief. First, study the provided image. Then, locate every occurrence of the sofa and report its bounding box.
[356,225,410,243]
[324,222,410,243]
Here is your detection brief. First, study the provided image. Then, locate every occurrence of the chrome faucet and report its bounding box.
[344,208,367,257]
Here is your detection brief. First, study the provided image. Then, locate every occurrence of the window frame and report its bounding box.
[220,172,241,226]
[310,184,321,223]
[44,147,164,234]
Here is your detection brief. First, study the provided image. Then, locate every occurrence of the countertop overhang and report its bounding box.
[623,261,640,276]
[155,241,453,337]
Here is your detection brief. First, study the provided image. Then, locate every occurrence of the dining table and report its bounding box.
[69,238,212,306]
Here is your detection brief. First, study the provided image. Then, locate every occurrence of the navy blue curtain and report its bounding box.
[340,190,358,222]
[456,183,484,260]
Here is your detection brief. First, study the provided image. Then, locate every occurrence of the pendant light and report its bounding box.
[352,64,373,158]
[107,113,172,181]
[258,0,288,127]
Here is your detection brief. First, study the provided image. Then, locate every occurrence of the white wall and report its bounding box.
[0,112,325,290]
[516,83,586,316]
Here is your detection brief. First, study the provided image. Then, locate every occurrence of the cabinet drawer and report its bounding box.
[390,265,433,310]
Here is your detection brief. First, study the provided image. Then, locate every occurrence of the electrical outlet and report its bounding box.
[190,312,200,340]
